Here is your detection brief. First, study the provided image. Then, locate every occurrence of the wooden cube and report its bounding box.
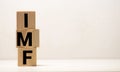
[16,29,39,48]
[17,11,35,30]
[18,48,36,66]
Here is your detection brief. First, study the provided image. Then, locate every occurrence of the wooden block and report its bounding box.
[16,29,39,48]
[18,48,36,66]
[17,11,35,30]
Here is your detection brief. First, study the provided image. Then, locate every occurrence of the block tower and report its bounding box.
[16,11,39,66]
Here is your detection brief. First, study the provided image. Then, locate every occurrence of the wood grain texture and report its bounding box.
[16,29,39,48]
[17,11,35,30]
[18,48,36,66]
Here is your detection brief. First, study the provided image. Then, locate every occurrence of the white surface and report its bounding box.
[0,59,120,72]
[0,0,120,59]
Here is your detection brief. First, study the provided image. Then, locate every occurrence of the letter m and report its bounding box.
[17,32,32,46]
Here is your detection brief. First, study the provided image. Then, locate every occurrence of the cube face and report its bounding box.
[18,48,36,66]
[17,11,35,30]
[16,29,39,48]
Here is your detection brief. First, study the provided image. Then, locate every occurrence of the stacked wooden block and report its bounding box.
[16,11,39,66]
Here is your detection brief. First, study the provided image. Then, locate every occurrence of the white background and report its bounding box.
[0,0,120,59]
